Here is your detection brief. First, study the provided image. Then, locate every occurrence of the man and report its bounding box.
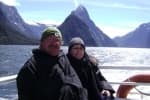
[67,37,115,100]
[16,27,87,100]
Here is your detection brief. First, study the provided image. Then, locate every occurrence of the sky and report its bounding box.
[1,0,150,38]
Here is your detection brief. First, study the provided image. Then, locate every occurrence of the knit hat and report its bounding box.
[68,37,85,52]
[41,26,62,41]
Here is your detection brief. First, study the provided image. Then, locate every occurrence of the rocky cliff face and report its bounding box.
[114,22,150,48]
[59,5,117,46]
[0,2,117,46]
[0,2,41,44]
[1,2,150,48]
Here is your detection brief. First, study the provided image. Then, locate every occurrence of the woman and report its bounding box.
[67,37,115,100]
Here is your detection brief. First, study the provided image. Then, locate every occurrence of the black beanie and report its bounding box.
[68,37,85,52]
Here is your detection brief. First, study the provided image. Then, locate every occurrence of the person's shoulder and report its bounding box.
[59,49,66,56]
[58,50,70,63]
[18,57,35,74]
[88,55,98,66]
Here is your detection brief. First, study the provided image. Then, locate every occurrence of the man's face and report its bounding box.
[70,44,85,60]
[40,35,62,56]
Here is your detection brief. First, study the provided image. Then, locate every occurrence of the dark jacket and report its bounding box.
[67,53,115,100]
[16,49,88,100]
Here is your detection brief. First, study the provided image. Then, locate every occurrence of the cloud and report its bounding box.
[81,1,150,11]
[73,0,79,7]
[111,3,150,10]
[0,0,20,6]
[25,19,62,26]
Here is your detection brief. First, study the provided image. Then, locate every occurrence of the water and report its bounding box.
[0,45,150,100]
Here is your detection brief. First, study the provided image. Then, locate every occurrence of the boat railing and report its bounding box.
[0,74,17,85]
[100,65,150,100]
[99,65,150,85]
[0,75,149,86]
[99,65,150,70]
[0,65,150,100]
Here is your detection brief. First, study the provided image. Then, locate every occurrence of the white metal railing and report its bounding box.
[0,75,150,86]
[99,65,150,86]
[99,65,150,70]
[100,65,150,100]
[0,66,150,85]
[0,74,17,85]
[109,81,150,86]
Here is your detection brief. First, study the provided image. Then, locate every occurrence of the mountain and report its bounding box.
[0,2,117,46]
[59,5,117,46]
[0,2,42,44]
[114,22,150,48]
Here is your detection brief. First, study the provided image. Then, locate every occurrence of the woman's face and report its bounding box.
[70,44,85,60]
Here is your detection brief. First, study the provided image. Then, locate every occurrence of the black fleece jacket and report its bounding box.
[17,49,87,100]
[67,53,115,100]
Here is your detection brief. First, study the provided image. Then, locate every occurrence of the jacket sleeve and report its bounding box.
[88,55,115,93]
[59,54,88,100]
[93,65,115,93]
[16,61,36,100]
